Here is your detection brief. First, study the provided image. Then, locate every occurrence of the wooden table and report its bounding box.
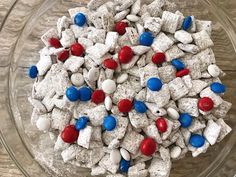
[0,0,236,177]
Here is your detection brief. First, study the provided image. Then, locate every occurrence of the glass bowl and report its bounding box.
[0,0,236,176]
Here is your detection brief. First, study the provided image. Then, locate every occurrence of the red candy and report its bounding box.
[114,21,128,35]
[61,125,79,143]
[91,90,105,104]
[176,68,189,77]
[140,137,157,156]
[118,99,132,113]
[118,46,133,64]
[151,52,166,64]
[48,37,61,48]
[103,59,118,70]
[58,50,70,62]
[155,117,167,133]
[198,97,214,112]
[71,42,84,56]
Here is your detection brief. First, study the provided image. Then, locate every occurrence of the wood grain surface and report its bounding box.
[0,0,236,177]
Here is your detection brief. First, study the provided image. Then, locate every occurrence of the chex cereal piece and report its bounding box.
[112,81,136,104]
[159,146,171,161]
[114,9,130,22]
[144,17,163,35]
[191,141,210,157]
[60,29,76,48]
[128,110,149,129]
[203,120,221,145]
[128,162,148,177]
[178,98,199,117]
[188,119,206,133]
[28,97,47,113]
[63,56,85,73]
[212,100,232,118]
[42,90,58,112]
[36,55,52,76]
[200,87,223,107]
[139,63,159,86]
[151,32,174,52]
[88,28,106,43]
[174,30,193,44]
[192,48,216,72]
[149,158,172,177]
[87,0,109,10]
[70,25,89,39]
[158,65,176,83]
[125,27,139,45]
[161,11,181,34]
[86,105,107,126]
[135,89,146,102]
[116,0,134,11]
[129,75,143,92]
[54,135,70,151]
[76,147,105,168]
[146,84,171,108]
[168,78,189,101]
[77,125,93,149]
[181,75,192,89]
[121,131,144,154]
[99,154,119,174]
[105,32,119,52]
[103,115,129,145]
[61,145,77,163]
[121,56,140,70]
[182,58,202,79]
[91,166,107,176]
[192,30,214,50]
[196,20,212,35]
[162,119,174,140]
[177,43,200,54]
[41,28,58,46]
[51,108,72,130]
[143,124,162,144]
[165,45,185,62]
[147,0,164,17]
[188,80,208,96]
[57,16,70,37]
[137,55,146,68]
[216,118,232,142]
[108,138,120,149]
[78,37,94,49]
[86,43,110,64]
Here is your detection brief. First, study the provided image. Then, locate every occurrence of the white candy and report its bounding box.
[71,73,84,87]
[36,116,51,131]
[88,67,100,81]
[120,148,130,161]
[116,73,128,84]
[110,149,121,164]
[174,30,193,44]
[105,96,113,111]
[170,146,181,159]
[126,15,140,22]
[167,107,179,120]
[207,64,220,77]
[102,79,116,94]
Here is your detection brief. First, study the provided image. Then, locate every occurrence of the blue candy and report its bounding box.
[74,13,86,26]
[171,59,185,71]
[189,134,205,148]
[139,32,154,46]
[147,77,163,91]
[119,158,130,173]
[28,65,38,79]
[66,86,80,102]
[133,101,147,113]
[178,113,192,128]
[182,16,192,31]
[103,115,117,131]
[78,87,92,101]
[210,82,225,94]
[75,117,88,131]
